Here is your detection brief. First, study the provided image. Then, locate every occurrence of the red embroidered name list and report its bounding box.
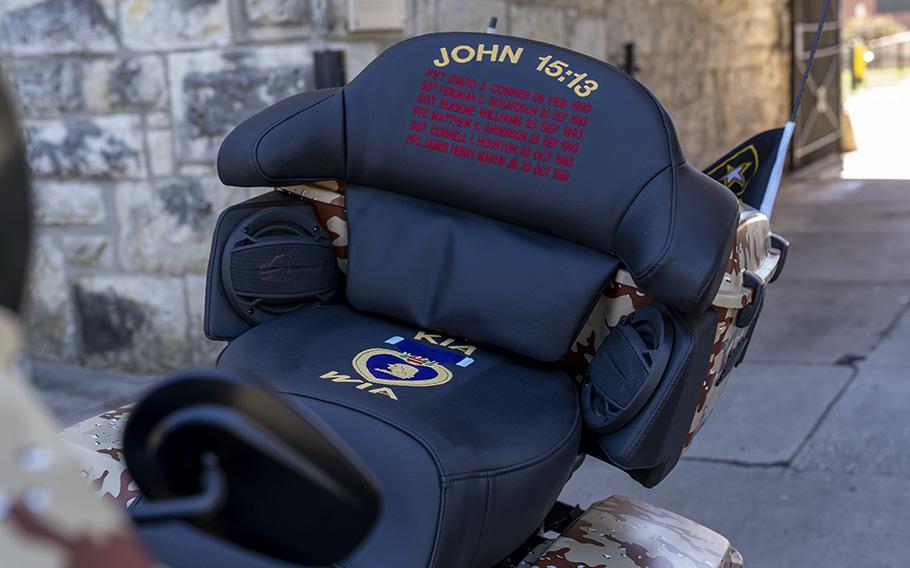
[404,68,591,183]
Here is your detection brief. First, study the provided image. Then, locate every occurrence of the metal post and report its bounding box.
[314,50,347,88]
[622,43,639,77]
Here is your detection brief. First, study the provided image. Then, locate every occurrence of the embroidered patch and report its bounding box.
[351,336,473,387]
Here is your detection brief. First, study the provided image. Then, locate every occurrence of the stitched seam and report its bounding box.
[631,110,680,281]
[250,90,339,184]
[444,407,580,481]
[465,477,492,568]
[610,163,672,249]
[430,478,448,568]
[341,88,349,179]
[277,391,447,568]
[689,205,740,312]
[203,214,223,339]
[609,79,678,278]
[277,390,446,473]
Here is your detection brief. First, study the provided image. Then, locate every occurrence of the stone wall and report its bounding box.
[0,0,790,372]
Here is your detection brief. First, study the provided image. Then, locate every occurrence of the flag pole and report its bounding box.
[760,0,832,217]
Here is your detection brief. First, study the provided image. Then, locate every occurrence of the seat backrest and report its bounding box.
[217,32,739,362]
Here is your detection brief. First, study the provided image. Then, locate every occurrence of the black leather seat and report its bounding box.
[223,305,580,567]
[143,31,742,568]
[141,305,581,568]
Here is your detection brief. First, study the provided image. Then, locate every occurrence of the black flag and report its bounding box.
[703,127,785,211]
[705,0,831,217]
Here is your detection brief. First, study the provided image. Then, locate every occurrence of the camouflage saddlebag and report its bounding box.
[570,206,787,486]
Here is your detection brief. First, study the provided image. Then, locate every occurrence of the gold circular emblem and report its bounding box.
[352,348,453,387]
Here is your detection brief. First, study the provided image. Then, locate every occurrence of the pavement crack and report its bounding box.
[786,299,910,467]
[785,362,859,467]
[681,456,789,468]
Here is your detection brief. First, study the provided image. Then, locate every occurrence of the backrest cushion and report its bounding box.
[218,32,739,317]
[345,185,620,362]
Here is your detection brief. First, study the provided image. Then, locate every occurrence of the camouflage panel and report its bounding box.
[532,495,743,568]
[0,308,155,568]
[561,274,653,380]
[281,181,349,273]
[684,205,778,449]
[59,406,138,509]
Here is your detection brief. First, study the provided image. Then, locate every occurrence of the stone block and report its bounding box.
[146,111,171,129]
[146,129,175,177]
[119,0,231,51]
[509,3,565,45]
[245,0,312,26]
[325,41,383,80]
[0,0,118,55]
[23,234,78,362]
[83,55,168,111]
[60,234,114,269]
[411,0,437,33]
[3,58,83,116]
[513,0,604,12]
[115,177,257,273]
[185,274,224,365]
[32,180,107,226]
[169,45,313,162]
[25,115,147,179]
[74,275,191,373]
[178,163,219,178]
[437,0,506,33]
[604,0,659,55]
[567,15,606,59]
[235,0,346,41]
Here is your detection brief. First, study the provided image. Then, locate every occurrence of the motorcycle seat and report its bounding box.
[141,304,581,568]
[159,31,742,568]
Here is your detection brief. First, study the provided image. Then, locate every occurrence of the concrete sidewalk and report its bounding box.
[31,163,910,566]
[562,165,910,567]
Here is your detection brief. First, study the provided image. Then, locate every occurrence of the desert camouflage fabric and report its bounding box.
[561,273,653,380]
[0,308,155,568]
[684,206,779,449]
[280,180,349,274]
[531,495,743,568]
[59,405,138,509]
[562,206,777,451]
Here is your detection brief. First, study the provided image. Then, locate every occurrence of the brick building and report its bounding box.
[0,0,792,372]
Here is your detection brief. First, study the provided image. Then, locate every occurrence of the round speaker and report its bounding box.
[221,207,337,325]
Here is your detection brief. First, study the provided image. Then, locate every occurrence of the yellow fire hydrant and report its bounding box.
[852,42,873,86]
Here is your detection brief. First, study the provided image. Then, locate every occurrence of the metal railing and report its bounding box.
[864,30,910,70]
[845,30,910,90]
